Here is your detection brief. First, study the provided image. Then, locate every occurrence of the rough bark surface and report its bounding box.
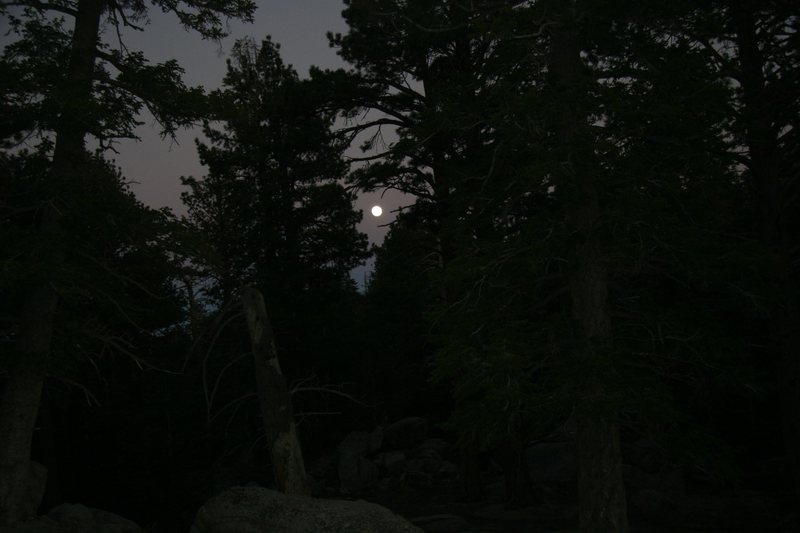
[241,286,310,496]
[0,309,52,526]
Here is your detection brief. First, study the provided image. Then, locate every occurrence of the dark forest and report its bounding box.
[1,1,799,532]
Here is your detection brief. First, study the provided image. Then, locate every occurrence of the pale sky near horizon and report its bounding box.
[43,1,409,283]
[0,1,411,283]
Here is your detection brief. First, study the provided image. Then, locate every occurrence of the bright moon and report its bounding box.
[371,205,383,217]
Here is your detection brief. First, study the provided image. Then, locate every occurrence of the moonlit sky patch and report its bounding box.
[103,2,411,271]
[0,1,413,286]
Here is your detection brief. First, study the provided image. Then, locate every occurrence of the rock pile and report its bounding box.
[309,417,459,497]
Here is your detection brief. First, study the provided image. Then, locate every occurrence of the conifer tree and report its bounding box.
[685,0,800,501]
[182,37,368,402]
[0,0,254,523]
[440,1,770,528]
[321,0,538,501]
[332,0,772,528]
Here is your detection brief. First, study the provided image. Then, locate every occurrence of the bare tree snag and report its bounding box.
[240,286,309,496]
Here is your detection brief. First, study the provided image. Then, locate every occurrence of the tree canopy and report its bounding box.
[1,1,799,531]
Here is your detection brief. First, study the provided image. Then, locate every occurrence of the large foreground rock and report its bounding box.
[192,486,422,533]
[5,503,144,533]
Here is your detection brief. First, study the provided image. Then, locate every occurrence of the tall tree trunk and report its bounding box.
[37,388,62,511]
[0,351,49,525]
[425,94,487,500]
[494,414,534,506]
[240,286,309,495]
[437,213,486,501]
[0,0,103,524]
[549,9,629,532]
[458,436,484,502]
[733,2,800,504]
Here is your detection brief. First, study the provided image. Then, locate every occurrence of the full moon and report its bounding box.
[371,205,383,217]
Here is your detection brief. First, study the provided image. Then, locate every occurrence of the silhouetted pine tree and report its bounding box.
[0,0,255,523]
[181,38,369,446]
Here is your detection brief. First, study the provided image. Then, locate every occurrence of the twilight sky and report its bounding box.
[106,1,410,281]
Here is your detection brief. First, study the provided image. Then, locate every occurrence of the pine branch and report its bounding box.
[0,0,77,17]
